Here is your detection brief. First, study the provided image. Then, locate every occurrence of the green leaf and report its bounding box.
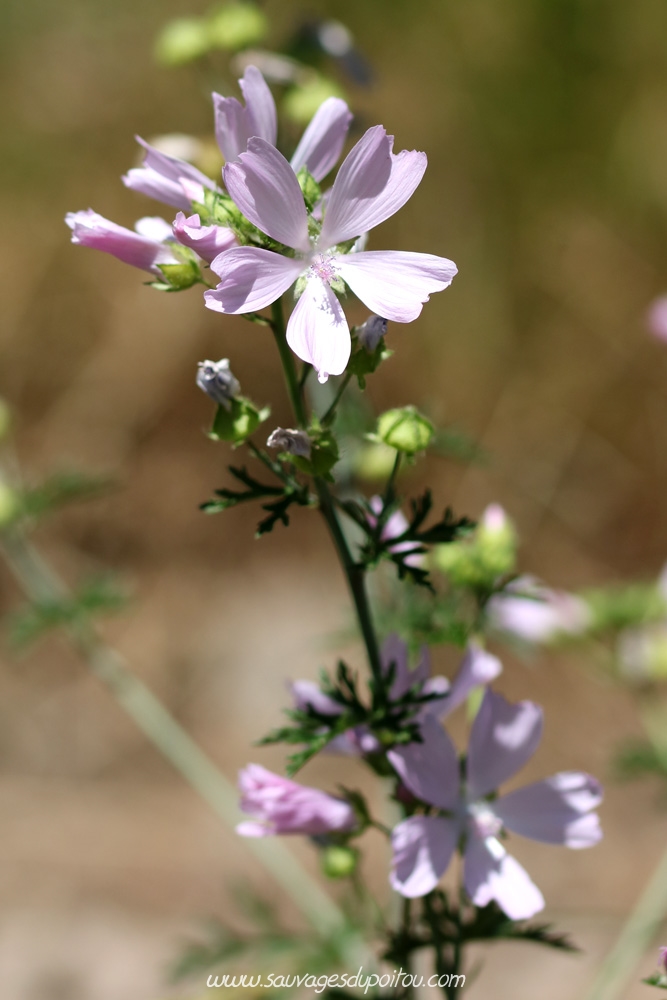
[7,578,129,649]
[19,471,114,520]
[210,399,270,445]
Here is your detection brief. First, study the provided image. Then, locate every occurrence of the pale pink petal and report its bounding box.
[240,66,277,147]
[335,251,457,322]
[237,763,356,836]
[236,820,273,837]
[464,834,545,919]
[173,212,237,262]
[320,127,427,247]
[205,247,303,314]
[223,138,310,251]
[381,634,411,699]
[213,94,248,163]
[391,816,459,898]
[440,644,503,719]
[494,772,603,848]
[467,690,543,800]
[285,276,351,381]
[387,715,460,810]
[65,209,178,274]
[290,680,343,717]
[123,137,216,211]
[290,97,353,181]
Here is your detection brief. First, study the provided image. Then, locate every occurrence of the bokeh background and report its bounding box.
[3,0,667,997]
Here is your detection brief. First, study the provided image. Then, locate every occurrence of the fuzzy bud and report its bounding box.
[267,427,312,459]
[377,406,434,454]
[196,359,240,410]
[357,315,387,352]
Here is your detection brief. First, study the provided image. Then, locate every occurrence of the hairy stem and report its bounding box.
[321,371,353,426]
[0,524,344,936]
[270,297,382,680]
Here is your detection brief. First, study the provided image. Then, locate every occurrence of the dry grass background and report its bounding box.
[3,0,667,996]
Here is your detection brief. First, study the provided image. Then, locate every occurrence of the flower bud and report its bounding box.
[267,427,312,459]
[475,504,517,578]
[357,315,387,352]
[196,359,240,410]
[320,844,359,879]
[207,2,268,51]
[154,18,210,66]
[377,406,434,454]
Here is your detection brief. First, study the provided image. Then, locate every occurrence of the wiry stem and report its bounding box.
[270,297,382,680]
[0,522,345,936]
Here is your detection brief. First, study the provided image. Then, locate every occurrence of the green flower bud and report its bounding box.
[283,76,345,125]
[377,406,434,454]
[321,844,359,879]
[295,167,322,214]
[154,19,210,66]
[207,2,268,51]
[210,398,270,445]
[475,504,517,578]
[350,442,397,481]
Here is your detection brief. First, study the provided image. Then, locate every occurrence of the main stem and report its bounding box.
[270,298,382,680]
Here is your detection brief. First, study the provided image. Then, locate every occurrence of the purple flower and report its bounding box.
[123,136,219,211]
[368,496,422,568]
[205,127,457,382]
[357,314,387,352]
[487,576,591,645]
[236,763,357,837]
[388,692,602,917]
[65,210,179,274]
[214,65,352,181]
[291,635,501,756]
[173,212,237,262]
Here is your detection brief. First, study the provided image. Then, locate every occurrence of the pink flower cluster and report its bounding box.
[237,635,602,920]
[66,65,457,383]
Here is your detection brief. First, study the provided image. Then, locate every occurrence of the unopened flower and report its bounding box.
[65,210,179,274]
[173,212,237,262]
[236,763,357,837]
[291,635,501,756]
[389,693,602,916]
[123,136,218,211]
[214,65,352,181]
[267,427,312,458]
[487,576,590,645]
[357,315,387,352]
[196,359,240,409]
[205,127,457,382]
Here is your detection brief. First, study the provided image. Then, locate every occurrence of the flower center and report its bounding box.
[467,801,503,839]
[308,252,339,285]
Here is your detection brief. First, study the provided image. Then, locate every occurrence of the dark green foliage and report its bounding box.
[200,464,312,536]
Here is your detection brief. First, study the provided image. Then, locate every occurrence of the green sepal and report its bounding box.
[375,405,434,454]
[295,167,322,213]
[209,398,270,445]
[348,330,392,388]
[150,246,202,291]
[288,428,340,481]
[644,973,667,989]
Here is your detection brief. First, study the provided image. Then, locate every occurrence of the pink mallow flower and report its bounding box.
[388,693,602,918]
[291,634,501,756]
[487,575,591,645]
[65,211,179,275]
[236,763,357,837]
[205,126,457,382]
[123,136,219,211]
[214,65,352,182]
[647,296,667,343]
[172,212,237,262]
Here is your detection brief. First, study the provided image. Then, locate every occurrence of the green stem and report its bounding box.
[582,841,667,1000]
[384,451,402,504]
[321,371,353,426]
[270,297,382,680]
[0,526,344,937]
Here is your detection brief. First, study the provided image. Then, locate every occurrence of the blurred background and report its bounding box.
[3,0,667,997]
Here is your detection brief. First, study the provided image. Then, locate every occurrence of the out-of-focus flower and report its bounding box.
[291,635,501,756]
[205,127,457,382]
[65,211,179,274]
[214,65,352,182]
[368,496,422,568]
[123,136,218,211]
[266,427,312,458]
[196,359,241,410]
[236,763,357,837]
[647,296,667,343]
[389,693,602,916]
[173,212,237,262]
[487,575,591,645]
